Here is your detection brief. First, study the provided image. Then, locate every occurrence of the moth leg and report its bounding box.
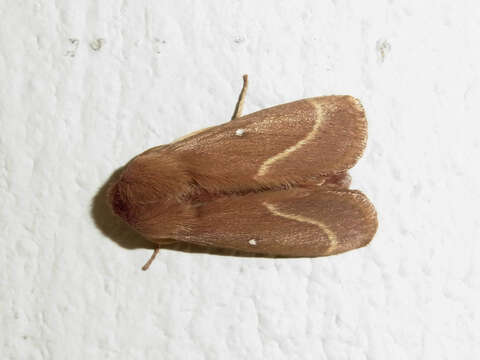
[142,247,160,271]
[141,239,178,270]
[231,74,249,120]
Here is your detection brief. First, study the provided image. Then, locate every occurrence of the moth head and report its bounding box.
[107,152,191,225]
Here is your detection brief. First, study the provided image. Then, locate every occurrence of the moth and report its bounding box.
[108,75,378,270]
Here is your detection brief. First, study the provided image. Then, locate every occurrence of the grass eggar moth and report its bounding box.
[108,75,378,270]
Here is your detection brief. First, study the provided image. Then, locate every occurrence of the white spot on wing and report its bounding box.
[248,239,257,246]
[235,128,245,136]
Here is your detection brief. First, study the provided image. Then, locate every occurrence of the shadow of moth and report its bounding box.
[108,75,378,270]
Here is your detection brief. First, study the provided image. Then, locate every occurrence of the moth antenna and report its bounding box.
[142,247,160,271]
[231,74,249,120]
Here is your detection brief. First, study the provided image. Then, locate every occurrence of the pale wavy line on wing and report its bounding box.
[264,201,337,254]
[257,99,324,177]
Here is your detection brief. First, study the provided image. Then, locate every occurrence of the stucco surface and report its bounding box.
[1,1,479,359]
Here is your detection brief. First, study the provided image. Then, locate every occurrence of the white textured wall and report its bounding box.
[2,1,479,359]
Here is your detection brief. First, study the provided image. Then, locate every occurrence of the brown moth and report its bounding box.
[108,75,378,270]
